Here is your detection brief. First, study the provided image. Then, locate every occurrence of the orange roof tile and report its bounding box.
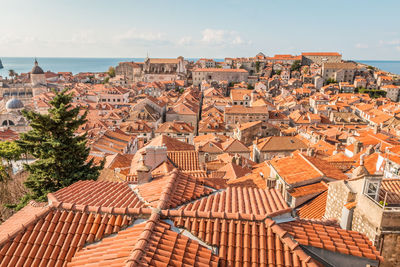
[0,205,134,266]
[180,186,291,217]
[297,191,328,220]
[135,170,213,209]
[69,218,219,267]
[49,180,145,209]
[171,215,319,266]
[289,182,328,198]
[281,219,383,262]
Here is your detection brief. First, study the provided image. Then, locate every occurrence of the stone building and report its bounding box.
[197,58,216,68]
[115,61,142,81]
[381,84,400,102]
[115,56,188,82]
[252,136,307,162]
[322,62,357,83]
[0,98,29,132]
[30,59,46,86]
[324,167,400,267]
[301,52,342,65]
[224,106,269,125]
[192,68,248,86]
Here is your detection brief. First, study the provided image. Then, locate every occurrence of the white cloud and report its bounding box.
[114,28,170,46]
[201,28,249,46]
[177,36,193,46]
[355,43,368,49]
[379,39,400,46]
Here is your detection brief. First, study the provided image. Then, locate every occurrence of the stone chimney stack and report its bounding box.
[306,147,315,157]
[353,141,363,155]
[145,145,167,170]
[333,143,340,155]
[137,152,151,184]
[373,124,380,135]
[366,145,374,156]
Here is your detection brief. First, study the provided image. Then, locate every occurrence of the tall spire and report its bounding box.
[34,57,38,66]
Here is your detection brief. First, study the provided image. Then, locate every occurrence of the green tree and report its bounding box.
[325,78,337,85]
[0,141,22,182]
[108,66,116,78]
[103,77,110,84]
[291,60,301,72]
[255,61,261,73]
[247,84,254,90]
[16,89,103,207]
[8,69,16,82]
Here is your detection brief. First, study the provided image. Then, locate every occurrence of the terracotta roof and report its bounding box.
[155,121,194,134]
[216,162,252,180]
[167,150,202,172]
[0,166,383,266]
[270,152,347,186]
[379,179,400,204]
[69,218,219,267]
[303,154,348,181]
[280,219,383,261]
[269,152,322,186]
[302,52,341,56]
[146,135,195,151]
[322,62,356,69]
[171,215,319,267]
[135,169,213,209]
[227,173,266,188]
[180,186,291,218]
[225,105,269,115]
[49,180,145,209]
[297,191,328,220]
[256,136,307,152]
[289,182,328,198]
[0,205,134,266]
[230,89,253,101]
[193,68,248,73]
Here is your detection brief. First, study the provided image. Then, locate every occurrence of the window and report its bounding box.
[286,192,293,204]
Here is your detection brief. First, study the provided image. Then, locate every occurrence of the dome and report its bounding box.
[31,59,44,75]
[6,98,24,110]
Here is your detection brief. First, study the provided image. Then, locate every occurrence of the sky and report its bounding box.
[1,0,400,60]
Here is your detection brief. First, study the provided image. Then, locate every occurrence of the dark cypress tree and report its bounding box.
[16,89,103,206]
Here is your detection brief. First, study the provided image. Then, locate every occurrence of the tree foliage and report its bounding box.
[255,61,261,73]
[108,66,116,78]
[325,78,337,85]
[0,141,22,182]
[15,89,103,207]
[291,60,301,72]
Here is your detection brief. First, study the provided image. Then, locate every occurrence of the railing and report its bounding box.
[363,177,400,211]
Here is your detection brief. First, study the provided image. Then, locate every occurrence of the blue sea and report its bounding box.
[358,60,400,75]
[0,57,399,78]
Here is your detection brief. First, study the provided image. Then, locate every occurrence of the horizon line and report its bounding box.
[1,56,400,62]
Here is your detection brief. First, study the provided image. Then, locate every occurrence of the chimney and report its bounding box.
[234,153,242,166]
[333,143,340,155]
[137,152,151,184]
[306,147,315,157]
[353,141,363,155]
[373,124,380,135]
[266,176,276,189]
[145,145,167,170]
[366,145,374,156]
[340,203,355,230]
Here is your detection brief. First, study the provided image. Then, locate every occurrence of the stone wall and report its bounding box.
[380,233,400,267]
[324,181,353,220]
[352,207,378,241]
